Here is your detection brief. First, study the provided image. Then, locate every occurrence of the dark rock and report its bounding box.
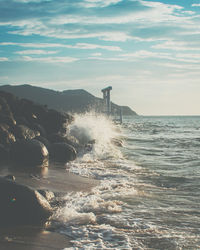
[13,124,39,140]
[4,175,16,181]
[0,124,16,146]
[40,109,70,135]
[0,113,16,127]
[111,138,123,147]
[0,96,16,127]
[38,189,55,201]
[84,143,94,152]
[35,136,51,151]
[15,116,30,126]
[48,133,79,149]
[0,144,9,163]
[10,139,49,167]
[31,123,46,137]
[0,91,19,115]
[50,143,76,163]
[0,177,52,226]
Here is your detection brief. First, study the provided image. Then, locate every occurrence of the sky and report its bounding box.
[0,0,200,115]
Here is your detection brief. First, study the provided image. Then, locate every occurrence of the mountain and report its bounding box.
[0,84,138,116]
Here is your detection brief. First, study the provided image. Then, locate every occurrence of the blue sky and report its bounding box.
[0,0,200,115]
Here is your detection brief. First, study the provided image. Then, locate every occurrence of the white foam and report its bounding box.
[56,113,140,249]
[69,112,123,160]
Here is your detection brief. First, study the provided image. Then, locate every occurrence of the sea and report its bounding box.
[53,114,200,250]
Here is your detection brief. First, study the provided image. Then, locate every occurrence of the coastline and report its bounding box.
[0,164,99,250]
[0,226,72,250]
[0,163,98,193]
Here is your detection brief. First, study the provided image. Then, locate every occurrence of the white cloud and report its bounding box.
[9,28,131,42]
[192,3,200,7]
[80,0,122,8]
[67,43,122,51]
[152,41,200,51]
[91,52,102,56]
[21,56,78,63]
[0,41,121,51]
[13,0,51,3]
[0,57,9,62]
[160,62,200,70]
[15,49,58,55]
[176,53,200,59]
[121,50,171,59]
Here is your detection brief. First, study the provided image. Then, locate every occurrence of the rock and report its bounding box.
[0,113,16,127]
[10,139,49,167]
[5,174,16,181]
[13,124,39,140]
[35,136,51,151]
[15,116,30,126]
[0,144,9,163]
[50,143,76,163]
[0,177,52,226]
[0,124,16,146]
[0,96,16,127]
[31,123,46,137]
[39,109,71,135]
[48,133,79,149]
[38,189,55,201]
[111,138,123,147]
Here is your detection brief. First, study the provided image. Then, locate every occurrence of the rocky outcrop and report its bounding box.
[0,177,52,226]
[10,139,49,167]
[0,90,77,166]
[50,143,77,163]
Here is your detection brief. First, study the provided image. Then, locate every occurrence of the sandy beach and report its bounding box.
[0,164,99,250]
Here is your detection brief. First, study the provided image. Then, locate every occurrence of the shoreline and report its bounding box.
[0,163,99,250]
[0,163,98,193]
[0,225,72,250]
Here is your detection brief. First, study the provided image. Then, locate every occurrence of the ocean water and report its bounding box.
[54,114,200,250]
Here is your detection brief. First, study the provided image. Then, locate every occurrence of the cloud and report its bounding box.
[91,52,102,56]
[152,41,200,51]
[0,57,9,62]
[192,4,200,7]
[15,49,58,54]
[80,0,122,8]
[0,0,196,43]
[159,62,200,70]
[121,50,171,59]
[0,41,121,51]
[66,43,122,51]
[13,0,51,2]
[21,56,78,63]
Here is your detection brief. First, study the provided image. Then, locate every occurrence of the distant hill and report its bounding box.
[0,84,138,116]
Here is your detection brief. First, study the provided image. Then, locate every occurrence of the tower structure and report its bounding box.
[101,86,112,115]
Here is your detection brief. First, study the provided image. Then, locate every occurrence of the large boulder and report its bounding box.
[0,124,16,146]
[39,109,72,135]
[48,133,79,149]
[50,143,76,163]
[13,124,39,140]
[30,123,46,137]
[10,139,49,167]
[0,177,52,226]
[35,136,51,151]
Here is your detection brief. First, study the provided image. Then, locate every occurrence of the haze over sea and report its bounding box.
[52,114,200,249]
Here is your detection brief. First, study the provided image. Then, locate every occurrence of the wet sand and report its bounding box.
[0,163,98,250]
[0,226,72,250]
[0,163,98,193]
